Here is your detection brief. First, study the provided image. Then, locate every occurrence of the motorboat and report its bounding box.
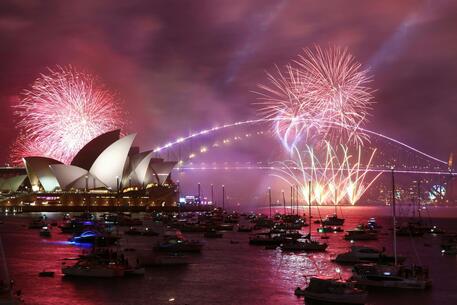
[295,277,367,304]
[62,250,140,278]
[69,231,119,246]
[322,214,345,226]
[154,230,203,253]
[334,246,405,265]
[281,238,327,252]
[367,217,382,230]
[351,263,431,289]
[345,225,378,241]
[248,232,285,246]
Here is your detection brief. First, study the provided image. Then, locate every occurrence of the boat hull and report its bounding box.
[304,291,367,304]
[62,266,124,278]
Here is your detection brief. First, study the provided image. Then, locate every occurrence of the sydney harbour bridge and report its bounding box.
[150,118,456,209]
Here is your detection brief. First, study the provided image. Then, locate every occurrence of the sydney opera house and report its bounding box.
[0,130,178,211]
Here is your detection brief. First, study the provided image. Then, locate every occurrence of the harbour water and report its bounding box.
[1,206,456,305]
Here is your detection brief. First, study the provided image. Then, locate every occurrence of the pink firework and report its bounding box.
[10,66,126,165]
[296,46,374,144]
[255,65,320,150]
[256,46,374,150]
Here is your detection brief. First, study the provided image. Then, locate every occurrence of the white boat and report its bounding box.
[351,169,432,290]
[352,264,431,289]
[334,246,403,265]
[296,277,367,304]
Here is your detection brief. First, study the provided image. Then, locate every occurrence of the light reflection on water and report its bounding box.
[0,206,456,305]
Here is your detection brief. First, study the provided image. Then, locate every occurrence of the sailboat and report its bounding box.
[0,237,22,305]
[351,169,432,290]
[281,181,327,252]
[321,190,345,226]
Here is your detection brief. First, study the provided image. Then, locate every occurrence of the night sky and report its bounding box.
[1,0,457,164]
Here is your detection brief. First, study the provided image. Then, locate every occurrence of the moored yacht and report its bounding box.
[295,277,367,304]
[154,230,203,253]
[351,169,432,290]
[351,263,431,289]
[281,238,327,252]
[334,246,404,265]
[344,225,378,241]
[322,214,345,226]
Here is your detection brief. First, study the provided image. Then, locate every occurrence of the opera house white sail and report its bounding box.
[2,131,177,195]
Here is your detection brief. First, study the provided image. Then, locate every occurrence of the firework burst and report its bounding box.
[256,45,374,150]
[10,66,126,164]
[273,143,381,205]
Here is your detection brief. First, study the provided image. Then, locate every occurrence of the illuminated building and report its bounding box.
[0,130,178,211]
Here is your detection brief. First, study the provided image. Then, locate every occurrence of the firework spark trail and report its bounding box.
[10,66,126,164]
[255,45,374,150]
[272,144,382,205]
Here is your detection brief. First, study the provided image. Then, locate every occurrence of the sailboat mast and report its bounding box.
[416,179,421,218]
[335,188,338,216]
[391,168,397,266]
[309,180,312,236]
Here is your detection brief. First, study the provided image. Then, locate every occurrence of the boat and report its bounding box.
[154,230,203,253]
[284,180,328,252]
[70,231,119,246]
[61,250,136,278]
[322,214,345,226]
[39,226,51,237]
[351,170,432,290]
[351,264,431,289]
[281,238,327,252]
[367,217,382,230]
[248,232,285,246]
[62,262,126,278]
[295,277,367,304]
[334,246,405,265]
[344,225,378,241]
